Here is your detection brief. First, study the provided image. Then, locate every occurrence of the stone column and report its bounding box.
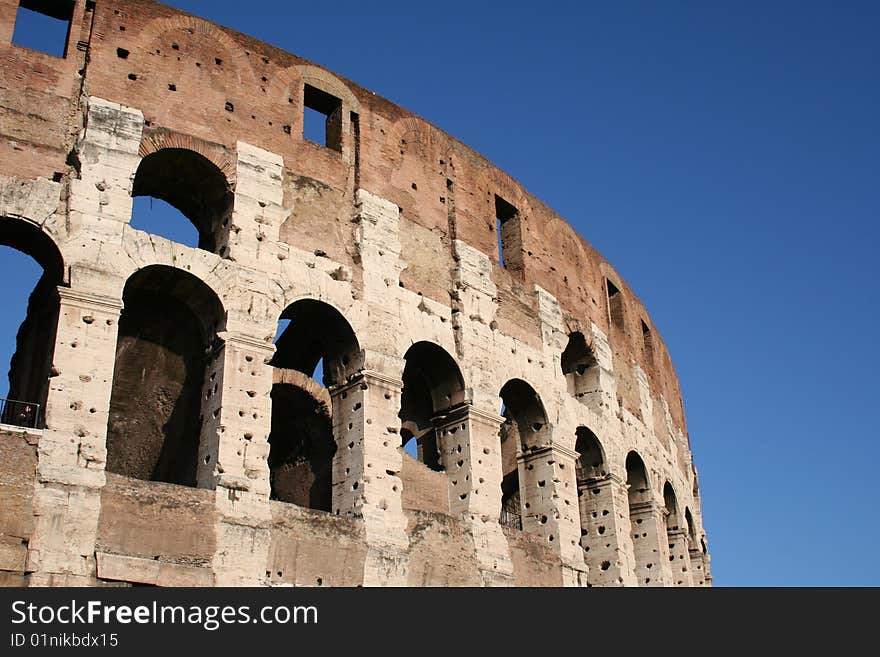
[26,286,123,585]
[433,403,503,517]
[629,499,673,587]
[198,332,274,496]
[689,545,712,587]
[330,370,409,586]
[69,97,143,237]
[578,474,638,587]
[434,403,514,586]
[667,528,694,587]
[202,332,275,586]
[520,443,586,584]
[226,142,286,269]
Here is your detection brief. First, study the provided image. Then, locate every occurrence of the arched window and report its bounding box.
[561,331,600,399]
[269,299,360,510]
[0,219,63,429]
[498,379,550,530]
[575,426,606,483]
[685,507,698,548]
[131,148,233,254]
[626,451,654,585]
[626,451,651,508]
[106,266,225,487]
[399,342,465,472]
[664,482,680,533]
[575,426,607,551]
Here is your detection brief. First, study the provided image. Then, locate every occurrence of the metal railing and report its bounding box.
[0,397,42,429]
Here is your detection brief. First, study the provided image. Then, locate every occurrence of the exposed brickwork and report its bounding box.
[0,0,710,586]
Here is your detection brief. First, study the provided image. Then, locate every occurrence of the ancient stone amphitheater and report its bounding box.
[0,0,710,587]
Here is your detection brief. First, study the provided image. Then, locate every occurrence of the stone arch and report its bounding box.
[271,298,362,386]
[138,132,236,185]
[268,299,361,510]
[497,378,550,530]
[561,331,600,400]
[106,265,226,487]
[138,13,257,87]
[264,65,304,106]
[399,341,466,471]
[385,116,453,161]
[625,451,651,506]
[626,450,663,586]
[0,216,65,427]
[499,378,551,453]
[476,166,531,219]
[296,64,360,163]
[131,146,234,255]
[296,65,361,114]
[575,426,606,482]
[685,506,698,547]
[663,481,680,532]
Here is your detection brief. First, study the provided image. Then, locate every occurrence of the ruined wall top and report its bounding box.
[0,0,689,438]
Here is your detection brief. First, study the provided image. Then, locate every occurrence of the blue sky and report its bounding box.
[4,1,878,585]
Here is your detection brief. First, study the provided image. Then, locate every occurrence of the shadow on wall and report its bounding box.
[268,299,361,511]
[106,265,225,487]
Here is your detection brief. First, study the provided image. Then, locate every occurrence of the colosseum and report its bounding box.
[0,0,710,587]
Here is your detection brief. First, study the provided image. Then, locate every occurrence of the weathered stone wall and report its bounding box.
[0,0,710,587]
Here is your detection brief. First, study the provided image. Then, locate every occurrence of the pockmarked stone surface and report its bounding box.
[0,0,710,587]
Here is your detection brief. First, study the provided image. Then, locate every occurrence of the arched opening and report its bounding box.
[664,482,680,533]
[561,331,600,399]
[626,451,655,585]
[498,379,550,530]
[685,507,698,549]
[575,426,608,558]
[0,219,64,429]
[575,426,606,482]
[684,505,707,585]
[399,342,465,472]
[106,265,225,486]
[131,148,233,254]
[626,451,651,507]
[268,299,360,510]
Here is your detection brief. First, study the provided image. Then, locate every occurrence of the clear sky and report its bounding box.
[2,1,878,586]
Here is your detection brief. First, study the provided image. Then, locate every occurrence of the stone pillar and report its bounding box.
[198,332,274,497]
[520,443,585,583]
[667,528,694,587]
[330,370,409,586]
[26,286,123,585]
[583,323,617,412]
[433,403,503,517]
[635,364,655,435]
[202,332,275,587]
[689,545,711,587]
[578,474,638,587]
[69,97,143,237]
[434,403,514,586]
[226,142,286,269]
[629,500,673,587]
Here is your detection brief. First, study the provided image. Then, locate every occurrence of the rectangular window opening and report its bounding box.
[495,194,522,271]
[606,279,624,329]
[12,1,76,58]
[303,84,343,152]
[350,111,360,186]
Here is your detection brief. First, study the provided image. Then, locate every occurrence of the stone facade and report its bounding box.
[0,0,710,587]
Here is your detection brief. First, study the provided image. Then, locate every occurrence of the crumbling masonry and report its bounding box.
[0,0,710,587]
